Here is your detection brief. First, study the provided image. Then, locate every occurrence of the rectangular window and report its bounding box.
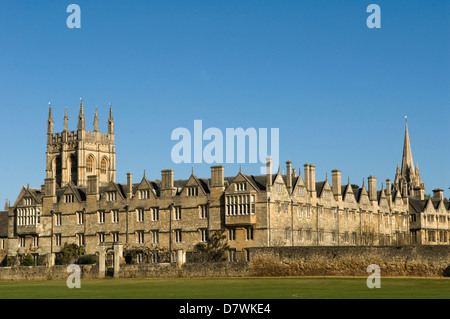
[152,231,159,244]
[76,211,84,224]
[200,229,208,242]
[174,207,182,220]
[332,231,337,243]
[152,208,159,221]
[137,208,144,222]
[228,249,236,262]
[111,232,119,243]
[98,233,105,244]
[136,231,144,244]
[98,211,105,224]
[175,230,182,243]
[228,228,236,241]
[246,227,254,240]
[236,182,247,191]
[112,210,119,223]
[65,194,74,203]
[55,213,62,226]
[32,235,39,247]
[139,190,150,199]
[187,187,198,196]
[200,205,208,219]
[251,196,255,214]
[106,191,117,201]
[306,229,312,241]
[19,236,25,247]
[77,233,85,246]
[55,234,61,247]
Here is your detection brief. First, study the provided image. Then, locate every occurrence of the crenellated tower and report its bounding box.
[45,99,116,188]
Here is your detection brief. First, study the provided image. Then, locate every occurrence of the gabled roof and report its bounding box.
[409,198,427,213]
[0,210,8,237]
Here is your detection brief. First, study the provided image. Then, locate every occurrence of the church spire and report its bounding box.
[401,118,414,176]
[77,98,85,131]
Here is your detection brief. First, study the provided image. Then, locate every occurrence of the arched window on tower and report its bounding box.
[101,157,109,175]
[86,155,95,174]
[53,156,62,186]
[68,154,78,184]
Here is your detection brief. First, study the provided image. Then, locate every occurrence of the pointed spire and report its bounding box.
[93,108,99,132]
[108,102,114,122]
[63,107,69,131]
[143,169,146,179]
[47,102,54,135]
[77,98,85,131]
[108,102,114,135]
[401,119,414,176]
[48,102,54,123]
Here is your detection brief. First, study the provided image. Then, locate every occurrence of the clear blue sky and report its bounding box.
[0,0,449,204]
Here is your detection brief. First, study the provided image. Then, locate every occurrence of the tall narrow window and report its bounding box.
[101,157,108,175]
[174,207,182,220]
[86,155,95,174]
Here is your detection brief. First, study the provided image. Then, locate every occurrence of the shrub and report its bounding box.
[76,254,97,265]
[21,254,35,266]
[55,243,85,265]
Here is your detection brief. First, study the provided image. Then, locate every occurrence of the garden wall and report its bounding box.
[0,245,448,281]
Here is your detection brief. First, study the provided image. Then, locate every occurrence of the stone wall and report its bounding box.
[0,264,98,281]
[0,246,448,281]
[248,245,450,277]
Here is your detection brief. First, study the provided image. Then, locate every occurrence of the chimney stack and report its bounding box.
[309,164,316,194]
[286,161,292,192]
[87,175,99,195]
[385,179,391,196]
[45,178,56,197]
[433,188,444,201]
[304,164,310,192]
[211,165,224,187]
[266,157,272,191]
[127,172,133,199]
[331,169,342,201]
[368,176,377,202]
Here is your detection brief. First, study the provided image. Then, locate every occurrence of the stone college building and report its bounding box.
[0,101,449,266]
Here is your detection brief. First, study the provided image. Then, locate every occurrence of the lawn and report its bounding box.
[0,277,448,299]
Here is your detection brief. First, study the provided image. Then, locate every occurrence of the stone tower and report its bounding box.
[393,119,425,198]
[45,100,116,188]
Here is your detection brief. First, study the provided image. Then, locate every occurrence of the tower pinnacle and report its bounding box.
[77,98,85,131]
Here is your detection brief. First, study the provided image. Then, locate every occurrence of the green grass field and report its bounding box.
[0,277,448,299]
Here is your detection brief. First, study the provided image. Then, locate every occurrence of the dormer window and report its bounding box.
[65,194,74,203]
[139,190,150,199]
[106,191,117,201]
[276,184,283,194]
[187,187,198,196]
[24,198,32,206]
[236,183,247,191]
